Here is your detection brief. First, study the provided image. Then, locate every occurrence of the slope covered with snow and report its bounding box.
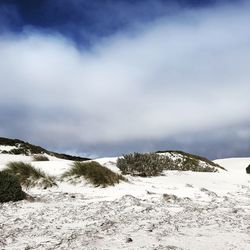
[0,137,90,161]
[0,152,249,250]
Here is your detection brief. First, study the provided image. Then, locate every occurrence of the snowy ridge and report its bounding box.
[0,153,250,249]
[158,151,223,172]
[0,137,90,161]
[0,145,18,152]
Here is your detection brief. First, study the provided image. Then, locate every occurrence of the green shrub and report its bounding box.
[62,161,125,187]
[117,152,218,176]
[169,156,217,172]
[0,171,26,202]
[8,148,28,155]
[32,155,50,161]
[246,164,250,174]
[3,161,57,189]
[117,153,173,177]
[156,150,224,170]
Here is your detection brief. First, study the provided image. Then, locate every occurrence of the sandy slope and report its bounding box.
[0,154,249,250]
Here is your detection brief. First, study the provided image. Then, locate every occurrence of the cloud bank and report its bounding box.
[0,1,250,158]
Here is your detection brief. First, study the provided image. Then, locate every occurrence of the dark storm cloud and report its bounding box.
[0,0,237,45]
[0,0,249,158]
[56,122,250,160]
[0,3,21,32]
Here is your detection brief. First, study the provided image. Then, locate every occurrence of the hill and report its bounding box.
[156,150,225,171]
[0,137,90,161]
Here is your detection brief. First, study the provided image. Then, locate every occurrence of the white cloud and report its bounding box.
[0,2,250,150]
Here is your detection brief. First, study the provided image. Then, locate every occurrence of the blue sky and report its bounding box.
[0,0,249,159]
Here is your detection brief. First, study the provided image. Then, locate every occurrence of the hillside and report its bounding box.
[156,150,225,171]
[0,137,90,161]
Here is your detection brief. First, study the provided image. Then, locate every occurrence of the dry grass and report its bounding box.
[3,161,57,189]
[62,161,125,187]
[32,155,50,161]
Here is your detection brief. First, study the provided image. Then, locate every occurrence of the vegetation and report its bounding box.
[246,164,250,174]
[51,153,90,161]
[0,171,26,203]
[62,161,125,187]
[32,155,50,161]
[156,150,225,170]
[0,137,90,161]
[3,161,57,189]
[117,153,173,177]
[117,152,220,177]
[174,157,217,172]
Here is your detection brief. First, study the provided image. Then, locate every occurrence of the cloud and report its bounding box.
[0,1,250,157]
[0,3,21,32]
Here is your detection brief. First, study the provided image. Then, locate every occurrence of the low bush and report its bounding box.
[8,148,28,155]
[246,164,250,174]
[173,157,217,172]
[0,171,26,202]
[3,161,57,189]
[117,153,173,177]
[32,155,50,161]
[157,150,224,170]
[62,161,125,187]
[117,152,218,176]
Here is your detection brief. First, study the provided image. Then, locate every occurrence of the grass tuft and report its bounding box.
[32,155,50,161]
[3,161,57,189]
[62,161,125,187]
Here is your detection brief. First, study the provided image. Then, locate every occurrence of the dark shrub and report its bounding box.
[4,161,57,188]
[1,150,9,154]
[156,150,225,171]
[157,152,219,172]
[175,157,213,172]
[8,148,28,155]
[0,171,26,202]
[117,153,173,177]
[62,161,125,187]
[32,155,49,161]
[246,164,250,174]
[117,152,218,176]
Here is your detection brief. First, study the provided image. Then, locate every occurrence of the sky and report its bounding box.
[0,0,249,159]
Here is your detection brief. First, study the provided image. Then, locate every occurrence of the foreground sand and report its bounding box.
[0,155,249,249]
